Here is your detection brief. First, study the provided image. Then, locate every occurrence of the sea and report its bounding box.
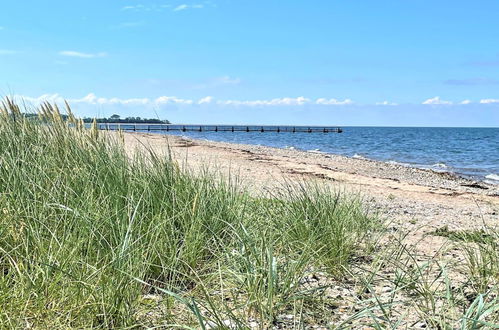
[144,127,499,184]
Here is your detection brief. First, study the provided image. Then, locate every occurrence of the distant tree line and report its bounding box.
[82,114,170,124]
[23,113,170,124]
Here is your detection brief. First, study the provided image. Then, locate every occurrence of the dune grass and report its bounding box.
[0,98,497,328]
[0,99,380,328]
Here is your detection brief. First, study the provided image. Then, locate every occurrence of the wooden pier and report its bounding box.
[98,124,343,133]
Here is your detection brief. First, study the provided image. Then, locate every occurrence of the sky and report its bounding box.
[1,0,499,127]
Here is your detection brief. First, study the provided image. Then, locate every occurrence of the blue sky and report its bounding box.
[1,0,498,126]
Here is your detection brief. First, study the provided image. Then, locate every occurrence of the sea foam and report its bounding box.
[307,149,324,154]
[485,174,499,181]
[387,160,410,167]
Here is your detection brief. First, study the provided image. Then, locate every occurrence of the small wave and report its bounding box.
[352,153,366,159]
[386,160,411,167]
[307,149,324,154]
[485,174,499,181]
[432,163,448,169]
[284,146,296,150]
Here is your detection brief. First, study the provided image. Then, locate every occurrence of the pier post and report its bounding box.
[106,124,343,134]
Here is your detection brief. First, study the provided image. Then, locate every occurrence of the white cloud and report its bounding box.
[121,4,146,11]
[21,94,65,104]
[20,93,194,106]
[480,99,499,104]
[174,4,204,11]
[59,51,107,58]
[219,97,311,106]
[121,4,177,11]
[19,93,499,109]
[72,94,191,106]
[17,94,355,108]
[155,96,193,105]
[198,96,214,104]
[174,4,189,11]
[316,98,354,105]
[422,96,452,105]
[375,101,398,106]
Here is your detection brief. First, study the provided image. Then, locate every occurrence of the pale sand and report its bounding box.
[122,131,499,256]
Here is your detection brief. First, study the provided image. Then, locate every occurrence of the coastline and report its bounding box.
[123,131,499,256]
[123,131,499,196]
[127,127,499,186]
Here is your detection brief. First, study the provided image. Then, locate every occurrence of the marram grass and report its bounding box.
[0,99,378,328]
[0,98,497,328]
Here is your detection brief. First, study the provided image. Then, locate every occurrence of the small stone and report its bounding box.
[248,321,259,328]
[140,294,161,303]
[279,314,294,320]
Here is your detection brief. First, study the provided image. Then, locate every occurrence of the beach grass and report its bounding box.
[0,98,497,328]
[0,99,379,328]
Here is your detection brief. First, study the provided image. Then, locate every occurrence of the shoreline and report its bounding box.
[123,131,499,196]
[123,130,499,260]
[127,129,499,186]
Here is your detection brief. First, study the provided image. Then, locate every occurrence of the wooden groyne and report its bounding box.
[98,124,343,133]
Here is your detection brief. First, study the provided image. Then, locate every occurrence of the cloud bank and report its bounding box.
[422,97,453,105]
[9,93,499,127]
[480,99,499,104]
[15,93,499,108]
[18,94,354,107]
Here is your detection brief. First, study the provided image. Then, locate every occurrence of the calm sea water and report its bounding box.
[148,127,499,184]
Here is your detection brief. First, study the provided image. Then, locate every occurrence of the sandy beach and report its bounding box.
[5,1,499,326]
[124,131,499,256]
[119,131,499,326]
